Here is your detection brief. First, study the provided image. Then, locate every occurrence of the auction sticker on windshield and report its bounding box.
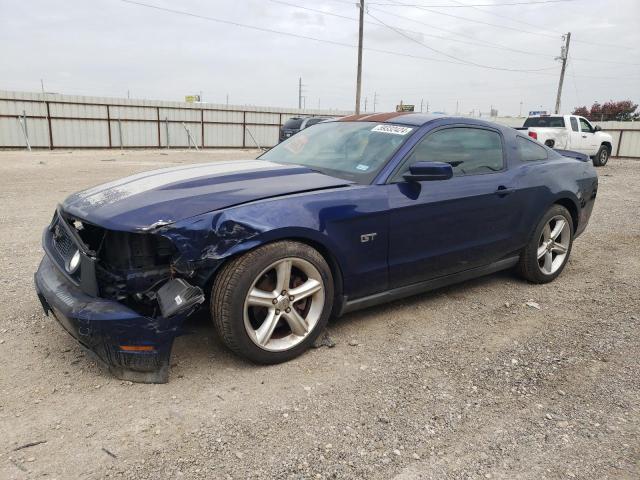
[371,125,413,135]
[284,134,309,154]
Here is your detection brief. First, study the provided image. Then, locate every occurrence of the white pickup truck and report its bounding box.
[520,114,612,166]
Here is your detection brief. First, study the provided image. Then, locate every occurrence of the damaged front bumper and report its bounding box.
[34,255,191,383]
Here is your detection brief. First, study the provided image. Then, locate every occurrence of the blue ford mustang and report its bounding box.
[34,113,598,382]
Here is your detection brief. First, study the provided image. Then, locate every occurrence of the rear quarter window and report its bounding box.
[570,117,579,132]
[517,136,548,161]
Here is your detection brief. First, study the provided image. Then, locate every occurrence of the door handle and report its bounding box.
[582,135,587,138]
[495,186,515,196]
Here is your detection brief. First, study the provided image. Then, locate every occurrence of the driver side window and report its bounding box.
[579,118,594,133]
[394,127,504,180]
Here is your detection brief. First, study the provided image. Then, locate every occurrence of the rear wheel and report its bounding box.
[592,145,610,167]
[212,241,333,364]
[518,205,573,283]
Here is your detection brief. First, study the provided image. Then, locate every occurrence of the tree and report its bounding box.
[572,100,639,121]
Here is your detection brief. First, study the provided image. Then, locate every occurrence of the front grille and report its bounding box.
[52,221,76,264]
[48,212,81,280]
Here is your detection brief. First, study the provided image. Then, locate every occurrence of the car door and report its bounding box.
[385,125,523,288]
[568,116,585,152]
[578,117,599,154]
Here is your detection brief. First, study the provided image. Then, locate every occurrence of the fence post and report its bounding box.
[45,101,53,150]
[201,109,205,149]
[118,117,123,150]
[156,107,161,148]
[165,117,170,149]
[616,130,624,157]
[242,111,246,148]
[106,105,112,148]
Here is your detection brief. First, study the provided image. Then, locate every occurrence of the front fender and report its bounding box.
[157,184,389,299]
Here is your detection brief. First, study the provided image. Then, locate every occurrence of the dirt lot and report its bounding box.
[0,149,638,480]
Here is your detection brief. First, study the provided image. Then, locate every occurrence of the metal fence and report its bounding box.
[2,90,639,158]
[0,90,349,150]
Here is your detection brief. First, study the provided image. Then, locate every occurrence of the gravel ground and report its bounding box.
[0,149,638,480]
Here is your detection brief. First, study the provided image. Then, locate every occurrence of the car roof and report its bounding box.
[335,112,512,131]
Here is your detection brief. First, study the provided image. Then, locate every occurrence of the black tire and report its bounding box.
[211,241,334,364]
[518,204,574,284]
[592,144,610,167]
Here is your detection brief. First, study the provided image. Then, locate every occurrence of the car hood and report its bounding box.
[61,160,352,231]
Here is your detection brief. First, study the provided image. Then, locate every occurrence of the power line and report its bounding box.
[117,0,637,81]
[273,0,637,60]
[275,0,559,60]
[269,0,355,20]
[372,3,640,66]
[367,5,554,58]
[383,0,560,38]
[449,0,563,36]
[391,0,630,49]
[366,10,556,72]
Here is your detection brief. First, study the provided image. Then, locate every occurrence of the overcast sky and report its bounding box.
[1,0,639,115]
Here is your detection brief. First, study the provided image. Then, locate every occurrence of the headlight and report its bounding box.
[67,250,81,274]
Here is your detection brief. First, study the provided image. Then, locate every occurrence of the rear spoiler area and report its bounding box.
[554,149,590,162]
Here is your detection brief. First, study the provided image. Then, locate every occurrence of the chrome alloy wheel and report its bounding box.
[243,257,325,352]
[537,215,570,275]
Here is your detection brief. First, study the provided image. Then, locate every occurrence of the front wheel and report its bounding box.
[592,145,610,167]
[211,241,334,364]
[518,205,574,284]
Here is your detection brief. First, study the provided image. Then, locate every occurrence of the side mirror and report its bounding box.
[594,125,602,132]
[403,161,453,182]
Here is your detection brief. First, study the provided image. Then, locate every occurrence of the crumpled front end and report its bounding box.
[34,208,205,383]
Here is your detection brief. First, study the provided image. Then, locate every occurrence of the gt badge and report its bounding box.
[360,233,377,243]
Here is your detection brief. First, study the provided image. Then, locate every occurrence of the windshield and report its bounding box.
[261,121,416,183]
[523,116,565,128]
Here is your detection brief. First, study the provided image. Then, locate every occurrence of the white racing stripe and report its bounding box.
[67,160,278,209]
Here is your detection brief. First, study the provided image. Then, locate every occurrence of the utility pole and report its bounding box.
[420,98,424,112]
[373,91,378,112]
[364,96,368,112]
[426,101,429,113]
[554,32,571,114]
[298,77,302,110]
[355,0,364,114]
[456,100,459,115]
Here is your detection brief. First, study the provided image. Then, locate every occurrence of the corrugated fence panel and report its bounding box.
[246,112,280,125]
[0,117,50,147]
[204,110,243,123]
[619,130,640,157]
[0,99,47,116]
[246,125,279,148]
[110,121,159,147]
[159,108,200,122]
[110,105,157,121]
[50,103,107,119]
[52,119,109,147]
[159,121,202,148]
[609,131,622,156]
[204,124,244,147]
